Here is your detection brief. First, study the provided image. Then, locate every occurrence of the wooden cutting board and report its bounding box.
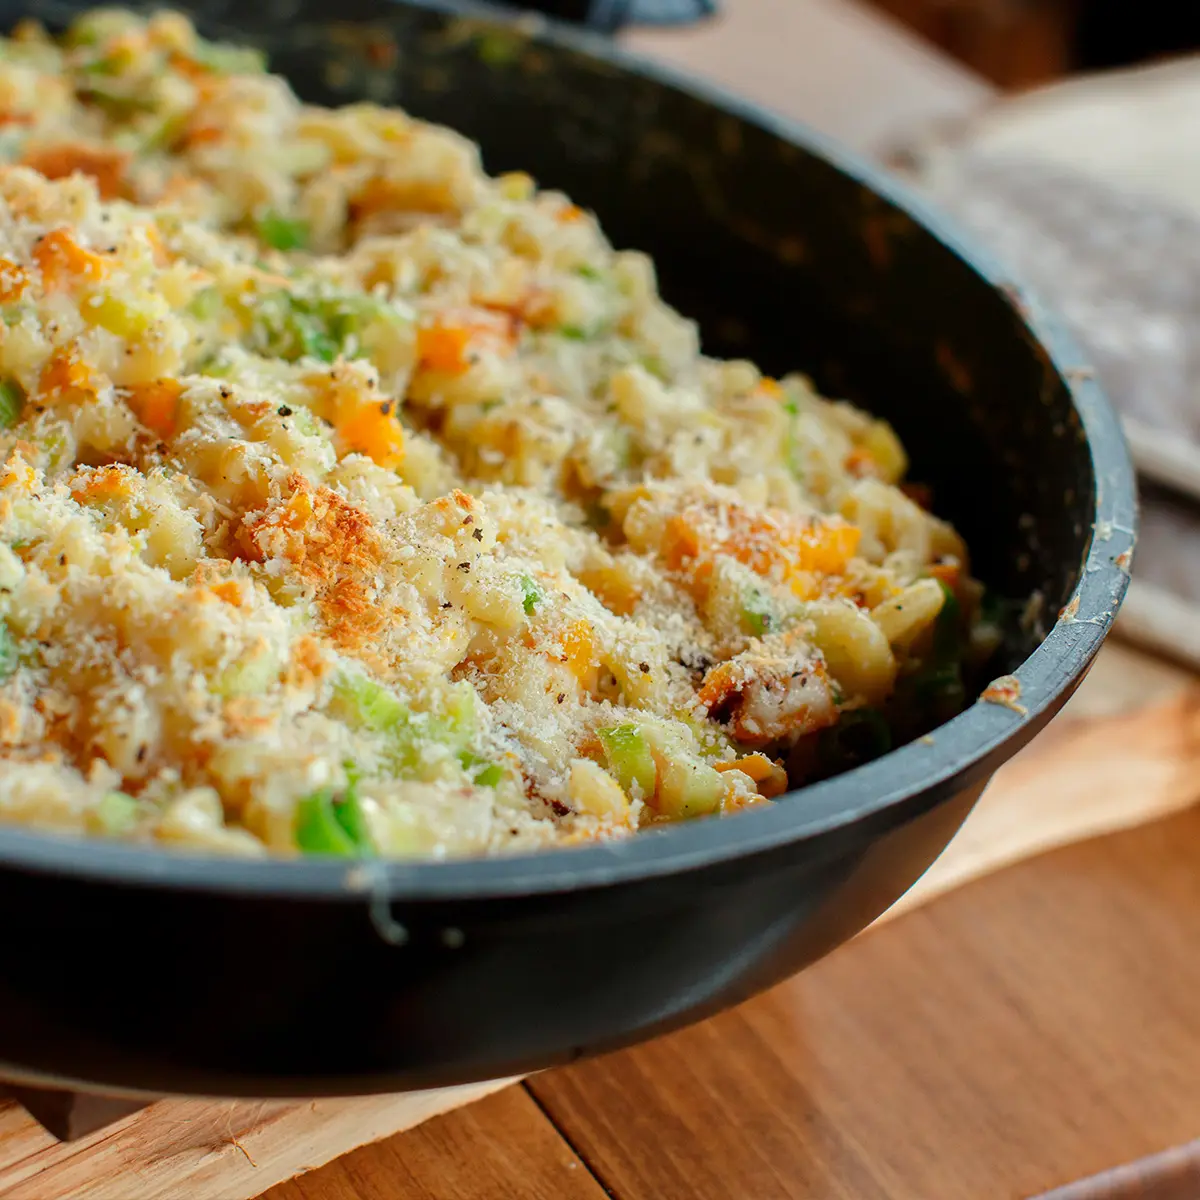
[0,640,1191,1200]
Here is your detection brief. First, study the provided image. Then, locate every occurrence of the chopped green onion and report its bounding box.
[460,752,505,788]
[0,625,17,682]
[297,322,339,363]
[333,782,373,849]
[80,55,120,76]
[79,80,158,116]
[557,325,591,341]
[906,581,966,718]
[248,289,404,365]
[65,10,139,47]
[332,674,408,732]
[139,110,190,153]
[598,724,657,801]
[191,40,267,75]
[0,379,24,429]
[93,790,138,836]
[574,265,602,281]
[295,786,373,856]
[654,751,724,819]
[187,286,223,321]
[932,580,962,663]
[214,653,277,698]
[743,588,773,637]
[256,211,310,252]
[782,397,804,478]
[518,575,543,615]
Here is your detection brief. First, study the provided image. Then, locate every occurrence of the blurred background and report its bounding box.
[868,0,1200,86]
[515,0,1200,87]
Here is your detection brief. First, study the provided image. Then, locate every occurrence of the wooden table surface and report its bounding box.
[260,5,1200,1199]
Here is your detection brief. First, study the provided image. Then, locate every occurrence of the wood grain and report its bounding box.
[530,805,1200,1200]
[0,1080,516,1200]
[265,1087,606,1200]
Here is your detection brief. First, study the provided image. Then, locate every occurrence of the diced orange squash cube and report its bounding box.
[125,378,183,439]
[33,229,111,291]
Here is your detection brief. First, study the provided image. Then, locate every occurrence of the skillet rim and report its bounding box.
[0,0,1136,899]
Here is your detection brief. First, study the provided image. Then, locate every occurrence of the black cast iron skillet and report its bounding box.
[0,0,1135,1099]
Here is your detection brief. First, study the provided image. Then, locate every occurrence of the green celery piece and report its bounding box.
[323,294,405,362]
[473,763,505,788]
[901,582,967,724]
[295,788,372,856]
[215,654,277,698]
[65,10,138,47]
[557,325,591,341]
[574,265,602,281]
[256,211,310,252]
[287,405,323,438]
[94,790,138,835]
[332,784,373,849]
[460,751,504,788]
[431,683,479,748]
[187,287,223,321]
[140,109,189,152]
[655,753,724,819]
[518,575,542,615]
[335,679,480,779]
[782,397,804,480]
[605,427,633,470]
[377,684,481,778]
[640,355,669,381]
[295,315,339,363]
[931,580,962,664]
[79,55,119,76]
[743,588,773,637]
[191,39,267,75]
[295,790,354,855]
[598,724,656,800]
[325,294,390,339]
[251,293,338,364]
[333,674,408,732]
[80,79,158,116]
[0,379,24,429]
[0,625,17,682]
